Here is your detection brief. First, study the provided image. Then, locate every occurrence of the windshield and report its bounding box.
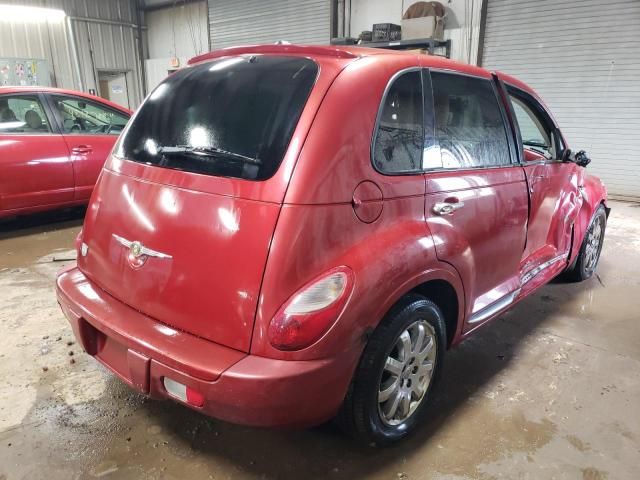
[114,55,318,180]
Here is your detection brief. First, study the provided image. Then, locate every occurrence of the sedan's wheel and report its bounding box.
[564,205,607,282]
[337,294,446,446]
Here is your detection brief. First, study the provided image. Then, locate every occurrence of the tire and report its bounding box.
[564,205,607,282]
[337,294,446,446]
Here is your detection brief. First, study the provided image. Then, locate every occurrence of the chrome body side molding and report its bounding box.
[520,253,568,286]
[468,288,521,325]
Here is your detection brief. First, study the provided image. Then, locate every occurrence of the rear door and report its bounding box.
[46,94,129,201]
[0,92,73,213]
[505,85,581,279]
[423,71,529,329]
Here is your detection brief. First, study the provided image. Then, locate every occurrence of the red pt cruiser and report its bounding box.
[56,45,608,445]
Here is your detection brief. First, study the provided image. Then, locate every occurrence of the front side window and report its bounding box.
[432,72,511,169]
[373,70,424,174]
[0,95,51,134]
[50,95,129,135]
[509,93,558,159]
[115,55,318,181]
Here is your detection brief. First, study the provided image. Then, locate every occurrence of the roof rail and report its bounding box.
[188,44,359,65]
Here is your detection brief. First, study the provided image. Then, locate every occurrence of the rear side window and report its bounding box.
[373,70,424,174]
[0,95,51,134]
[432,72,510,169]
[115,56,318,181]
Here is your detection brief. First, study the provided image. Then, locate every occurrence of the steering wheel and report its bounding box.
[70,124,82,133]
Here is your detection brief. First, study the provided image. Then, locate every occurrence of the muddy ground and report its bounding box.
[0,201,639,480]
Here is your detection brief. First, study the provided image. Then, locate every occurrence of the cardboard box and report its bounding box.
[401,16,445,41]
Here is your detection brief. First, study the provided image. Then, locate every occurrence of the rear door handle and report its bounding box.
[433,201,465,215]
[71,145,93,154]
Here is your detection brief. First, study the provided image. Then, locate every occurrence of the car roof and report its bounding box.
[188,44,538,98]
[0,86,132,114]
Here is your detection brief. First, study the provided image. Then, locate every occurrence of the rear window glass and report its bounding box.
[115,56,318,180]
[432,72,511,169]
[372,70,424,174]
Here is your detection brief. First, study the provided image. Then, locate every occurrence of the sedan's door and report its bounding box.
[423,71,529,331]
[0,92,73,213]
[46,94,129,201]
[504,85,581,285]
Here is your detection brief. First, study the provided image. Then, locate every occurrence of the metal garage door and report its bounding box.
[482,0,640,201]
[208,0,331,49]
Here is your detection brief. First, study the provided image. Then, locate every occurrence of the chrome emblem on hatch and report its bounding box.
[130,241,143,258]
[112,234,172,268]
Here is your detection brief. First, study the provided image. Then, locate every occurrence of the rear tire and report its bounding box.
[564,205,607,282]
[337,294,446,446]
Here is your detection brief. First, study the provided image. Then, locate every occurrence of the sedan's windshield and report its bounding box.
[115,55,318,181]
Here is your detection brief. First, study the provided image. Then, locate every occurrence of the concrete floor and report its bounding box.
[0,201,639,480]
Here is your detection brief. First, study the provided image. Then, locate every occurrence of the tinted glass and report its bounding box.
[116,56,318,181]
[51,95,129,135]
[510,94,556,159]
[373,70,424,174]
[0,95,51,134]
[432,72,510,169]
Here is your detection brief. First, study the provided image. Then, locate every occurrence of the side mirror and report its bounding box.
[574,150,591,167]
[563,149,591,168]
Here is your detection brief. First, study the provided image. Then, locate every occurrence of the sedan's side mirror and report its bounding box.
[563,149,591,168]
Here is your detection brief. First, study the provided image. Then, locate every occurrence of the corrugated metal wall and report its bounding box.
[0,0,145,107]
[208,0,331,49]
[0,14,76,89]
[482,0,640,201]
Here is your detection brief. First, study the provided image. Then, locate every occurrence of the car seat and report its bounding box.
[24,110,45,132]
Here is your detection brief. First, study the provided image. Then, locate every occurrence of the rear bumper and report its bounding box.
[56,266,352,427]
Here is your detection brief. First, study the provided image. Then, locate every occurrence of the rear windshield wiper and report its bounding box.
[158,145,262,165]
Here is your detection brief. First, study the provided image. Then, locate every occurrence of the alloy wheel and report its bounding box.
[584,216,604,273]
[377,320,437,426]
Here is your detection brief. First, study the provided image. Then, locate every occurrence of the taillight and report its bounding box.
[268,267,355,351]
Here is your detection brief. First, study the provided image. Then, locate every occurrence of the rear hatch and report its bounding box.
[77,53,344,352]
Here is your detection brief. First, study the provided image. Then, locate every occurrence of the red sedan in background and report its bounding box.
[0,87,131,218]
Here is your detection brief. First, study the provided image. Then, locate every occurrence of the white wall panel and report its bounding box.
[482,0,640,200]
[147,1,208,59]
[208,0,331,49]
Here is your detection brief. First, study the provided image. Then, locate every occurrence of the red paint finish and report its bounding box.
[0,87,131,218]
[0,135,74,211]
[63,133,119,201]
[55,45,608,428]
[352,180,384,223]
[424,167,528,321]
[79,169,280,352]
[521,160,582,272]
[57,266,246,382]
